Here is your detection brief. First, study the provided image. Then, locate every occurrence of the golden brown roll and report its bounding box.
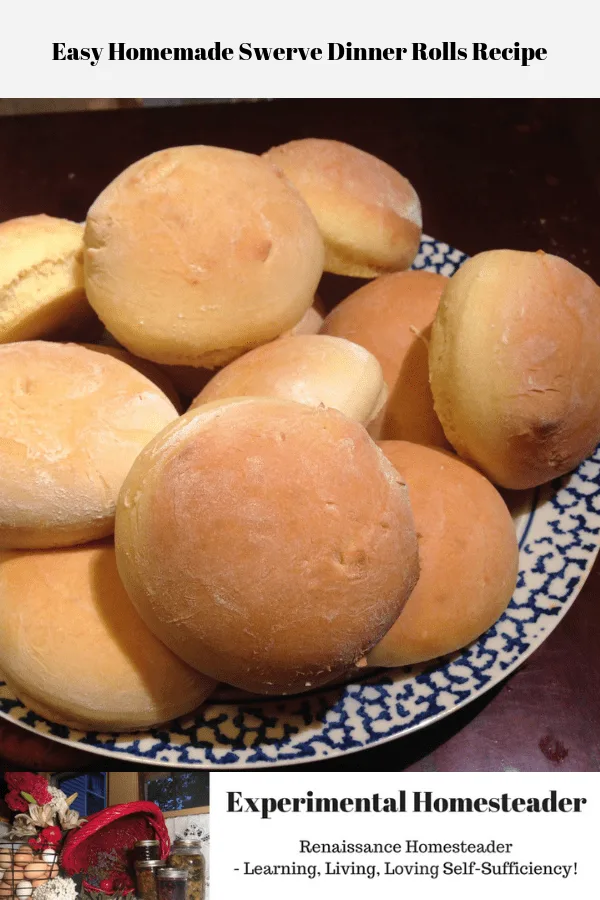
[0,341,179,548]
[84,146,324,367]
[0,215,96,343]
[115,397,420,694]
[367,441,519,667]
[263,138,422,277]
[0,543,216,731]
[429,250,600,489]
[321,271,449,446]
[191,335,387,427]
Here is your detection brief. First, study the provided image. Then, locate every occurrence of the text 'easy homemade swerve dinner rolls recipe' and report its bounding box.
[264,138,422,277]
[0,543,216,731]
[429,249,600,488]
[115,397,419,695]
[84,145,325,368]
[0,341,179,548]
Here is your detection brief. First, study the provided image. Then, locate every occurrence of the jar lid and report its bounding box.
[135,860,166,869]
[171,838,202,853]
[135,840,161,847]
[158,870,189,880]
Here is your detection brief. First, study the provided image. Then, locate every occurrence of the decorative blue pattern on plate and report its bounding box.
[1,236,598,768]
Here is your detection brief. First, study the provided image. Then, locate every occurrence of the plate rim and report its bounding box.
[1,557,596,770]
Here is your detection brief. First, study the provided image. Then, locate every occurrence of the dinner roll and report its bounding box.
[429,250,600,489]
[263,138,422,277]
[0,342,179,548]
[115,397,419,694]
[0,543,216,731]
[367,442,519,667]
[321,271,449,446]
[0,215,96,343]
[84,146,324,367]
[191,335,387,427]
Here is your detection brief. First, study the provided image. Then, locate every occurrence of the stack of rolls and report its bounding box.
[0,136,598,734]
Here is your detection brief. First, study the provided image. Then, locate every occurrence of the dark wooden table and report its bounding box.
[1,99,599,772]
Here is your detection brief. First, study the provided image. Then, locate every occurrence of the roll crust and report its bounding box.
[115,397,419,694]
[0,341,179,548]
[321,271,449,446]
[368,441,519,667]
[84,146,325,366]
[429,250,600,488]
[264,138,422,277]
[191,334,387,426]
[0,543,216,731]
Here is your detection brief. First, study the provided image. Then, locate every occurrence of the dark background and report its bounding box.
[0,99,598,772]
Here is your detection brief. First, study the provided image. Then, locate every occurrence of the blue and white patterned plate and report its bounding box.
[1,236,599,768]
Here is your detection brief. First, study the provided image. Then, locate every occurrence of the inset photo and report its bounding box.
[0,773,210,900]
[0,98,598,773]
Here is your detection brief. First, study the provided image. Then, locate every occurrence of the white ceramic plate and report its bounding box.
[1,236,598,768]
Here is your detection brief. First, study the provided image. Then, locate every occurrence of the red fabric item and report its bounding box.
[61,802,170,894]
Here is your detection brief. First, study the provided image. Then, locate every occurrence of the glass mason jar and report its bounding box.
[157,868,189,900]
[134,840,162,862]
[167,840,205,900]
[135,859,166,900]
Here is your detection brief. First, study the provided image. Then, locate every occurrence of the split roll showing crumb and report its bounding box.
[0,341,179,548]
[115,397,420,694]
[0,543,216,731]
[429,250,600,489]
[0,215,97,343]
[84,145,325,367]
[263,138,422,277]
[191,334,387,427]
[367,442,518,667]
[320,270,449,446]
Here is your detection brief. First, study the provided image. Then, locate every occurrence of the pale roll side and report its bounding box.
[0,543,216,731]
[264,138,422,277]
[429,249,600,489]
[191,334,387,427]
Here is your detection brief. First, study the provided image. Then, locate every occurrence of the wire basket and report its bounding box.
[61,803,169,895]
[0,840,59,900]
